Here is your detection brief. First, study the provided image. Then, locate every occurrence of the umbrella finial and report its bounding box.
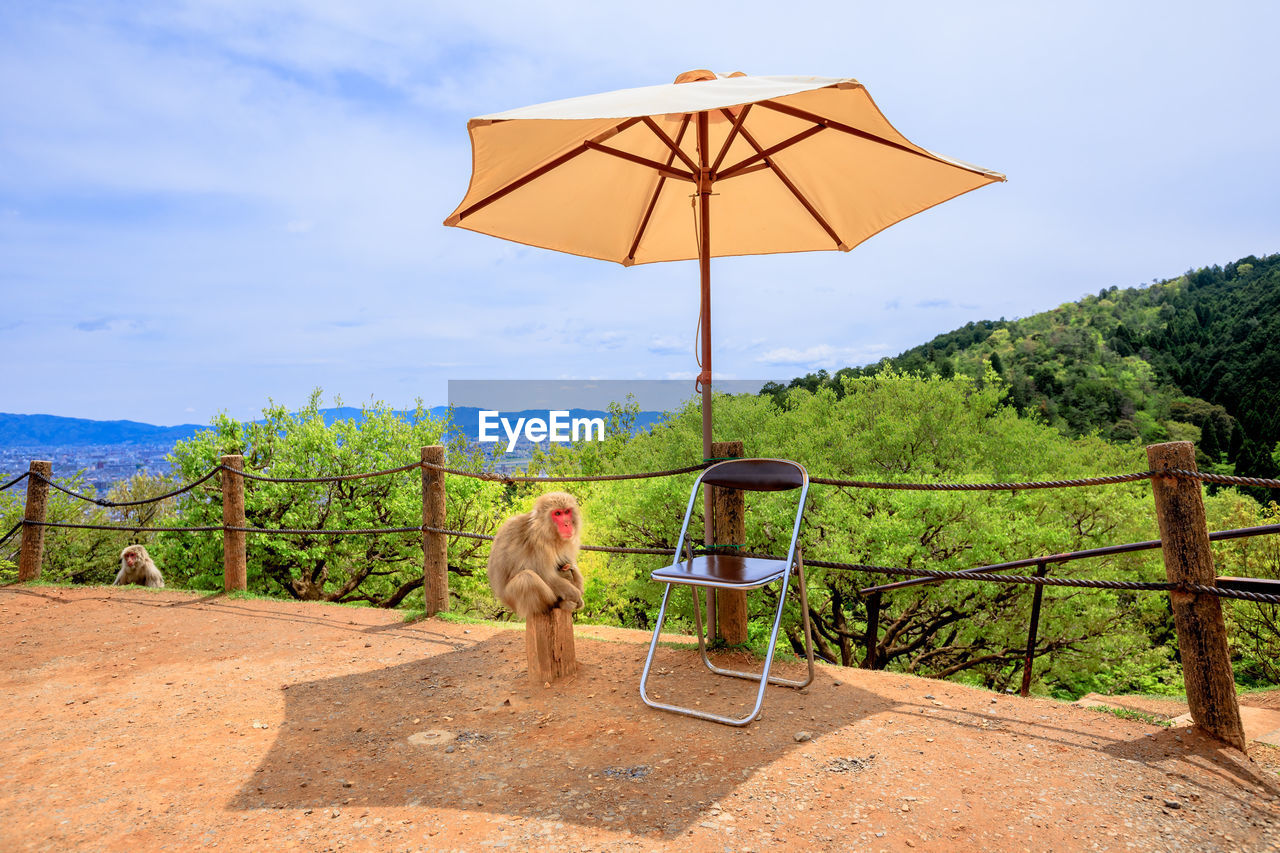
[674,69,716,84]
[673,70,748,83]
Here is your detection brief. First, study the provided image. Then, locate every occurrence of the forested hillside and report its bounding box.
[765,253,1280,481]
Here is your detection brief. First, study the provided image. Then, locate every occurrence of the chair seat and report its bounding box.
[651,554,786,589]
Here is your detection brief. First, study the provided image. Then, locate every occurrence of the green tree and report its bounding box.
[0,472,127,585]
[1204,496,1280,685]
[154,392,506,608]
[574,372,1177,697]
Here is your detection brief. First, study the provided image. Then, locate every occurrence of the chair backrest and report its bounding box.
[673,458,809,567]
[701,458,806,492]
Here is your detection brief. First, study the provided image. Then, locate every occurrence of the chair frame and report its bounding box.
[639,458,815,726]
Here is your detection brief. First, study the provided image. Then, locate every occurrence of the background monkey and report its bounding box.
[115,544,164,588]
[487,492,583,618]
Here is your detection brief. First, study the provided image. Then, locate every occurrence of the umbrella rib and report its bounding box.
[583,141,696,183]
[755,99,938,164]
[731,115,847,250]
[639,116,700,175]
[716,123,826,181]
[625,115,692,265]
[446,117,644,225]
[708,103,752,176]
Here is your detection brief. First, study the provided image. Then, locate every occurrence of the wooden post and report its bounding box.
[17,460,52,582]
[220,454,247,592]
[1147,441,1246,751]
[526,606,577,684]
[421,445,449,614]
[1020,562,1050,697]
[711,440,747,644]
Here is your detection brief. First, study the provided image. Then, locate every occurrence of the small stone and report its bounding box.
[1164,800,1181,810]
[794,731,812,743]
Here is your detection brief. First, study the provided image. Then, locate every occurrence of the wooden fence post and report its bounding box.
[220,454,247,592]
[17,460,52,582]
[711,440,747,644]
[1147,441,1246,751]
[421,445,449,615]
[526,606,577,684]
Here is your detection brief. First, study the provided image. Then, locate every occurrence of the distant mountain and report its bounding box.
[766,251,1280,481]
[0,413,206,447]
[0,406,671,448]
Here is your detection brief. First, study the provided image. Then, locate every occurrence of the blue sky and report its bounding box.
[2,1,1278,425]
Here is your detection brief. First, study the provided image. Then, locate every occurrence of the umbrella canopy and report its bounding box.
[446,71,1004,265]
[445,70,1004,461]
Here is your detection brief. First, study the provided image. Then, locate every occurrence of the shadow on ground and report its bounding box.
[230,633,892,836]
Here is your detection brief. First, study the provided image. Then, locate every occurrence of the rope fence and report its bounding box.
[1,472,29,491]
[6,455,1279,593]
[0,521,22,548]
[5,441,1277,747]
[6,457,1280,506]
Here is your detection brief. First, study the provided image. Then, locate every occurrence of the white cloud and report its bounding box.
[756,345,885,370]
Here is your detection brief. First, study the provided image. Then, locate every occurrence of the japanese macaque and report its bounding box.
[115,545,164,588]
[487,492,584,618]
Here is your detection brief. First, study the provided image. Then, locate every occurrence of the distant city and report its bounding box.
[1,443,177,496]
[2,437,584,494]
[0,405,675,495]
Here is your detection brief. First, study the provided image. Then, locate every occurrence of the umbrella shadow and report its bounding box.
[230,633,891,837]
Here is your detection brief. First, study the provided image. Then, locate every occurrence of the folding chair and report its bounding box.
[639,458,815,726]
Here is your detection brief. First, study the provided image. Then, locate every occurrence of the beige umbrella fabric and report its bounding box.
[445,70,1004,463]
[446,71,1004,265]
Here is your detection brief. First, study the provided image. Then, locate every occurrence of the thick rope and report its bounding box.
[418,459,709,483]
[226,525,423,536]
[810,471,1157,491]
[26,521,223,533]
[1170,469,1280,489]
[17,516,1277,602]
[14,458,1280,511]
[840,563,1280,604]
[26,468,222,508]
[421,522,1280,603]
[233,462,422,484]
[1,472,30,491]
[0,521,23,547]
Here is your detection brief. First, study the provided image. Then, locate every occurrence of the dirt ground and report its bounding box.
[2,586,1279,853]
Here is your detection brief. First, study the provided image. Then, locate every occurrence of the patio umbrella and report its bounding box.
[445,70,1005,461]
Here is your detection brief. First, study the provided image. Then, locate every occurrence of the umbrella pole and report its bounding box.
[696,110,717,641]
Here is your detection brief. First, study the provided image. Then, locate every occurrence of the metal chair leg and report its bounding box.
[694,556,814,690]
[640,553,816,727]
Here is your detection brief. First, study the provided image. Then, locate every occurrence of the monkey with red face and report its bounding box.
[487,492,584,618]
[115,544,164,588]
